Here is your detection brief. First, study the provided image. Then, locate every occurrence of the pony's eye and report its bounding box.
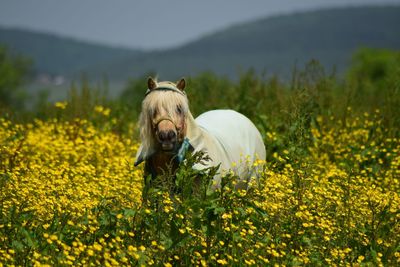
[176,106,183,114]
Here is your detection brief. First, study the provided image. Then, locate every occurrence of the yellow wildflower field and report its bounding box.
[0,111,399,266]
[0,118,142,219]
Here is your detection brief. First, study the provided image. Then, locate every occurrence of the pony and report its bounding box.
[134,77,266,190]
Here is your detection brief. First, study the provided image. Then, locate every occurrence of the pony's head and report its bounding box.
[135,77,189,165]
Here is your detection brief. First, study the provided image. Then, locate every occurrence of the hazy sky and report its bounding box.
[0,0,399,50]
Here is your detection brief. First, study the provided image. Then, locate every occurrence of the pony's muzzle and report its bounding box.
[157,129,177,150]
[155,118,178,151]
[158,130,176,142]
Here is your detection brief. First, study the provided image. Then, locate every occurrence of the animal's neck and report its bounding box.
[185,112,203,146]
[147,151,179,177]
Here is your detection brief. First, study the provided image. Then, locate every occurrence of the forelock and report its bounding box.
[143,90,189,116]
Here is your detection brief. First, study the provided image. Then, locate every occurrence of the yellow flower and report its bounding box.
[87,249,94,256]
[357,255,365,263]
[94,105,104,113]
[55,101,67,109]
[217,258,228,265]
[94,105,111,116]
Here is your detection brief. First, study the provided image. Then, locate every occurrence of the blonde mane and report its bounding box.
[138,81,190,160]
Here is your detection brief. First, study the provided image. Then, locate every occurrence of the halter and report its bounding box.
[153,116,180,135]
[153,115,185,146]
[147,85,186,142]
[145,85,186,97]
[153,116,176,129]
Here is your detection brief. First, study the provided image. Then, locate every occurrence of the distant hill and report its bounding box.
[1,5,400,83]
[0,27,141,76]
[97,5,400,80]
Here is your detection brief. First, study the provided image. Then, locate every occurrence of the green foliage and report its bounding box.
[348,48,400,88]
[33,76,110,120]
[119,73,156,120]
[0,46,31,110]
[347,48,400,133]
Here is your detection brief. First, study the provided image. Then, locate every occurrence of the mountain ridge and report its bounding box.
[0,26,141,76]
[87,5,400,80]
[1,5,399,82]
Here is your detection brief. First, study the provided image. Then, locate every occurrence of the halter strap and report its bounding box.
[177,138,191,163]
[145,86,186,97]
[153,116,185,143]
[154,116,176,129]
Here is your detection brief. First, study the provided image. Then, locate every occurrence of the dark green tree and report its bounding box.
[0,46,31,110]
[347,48,400,132]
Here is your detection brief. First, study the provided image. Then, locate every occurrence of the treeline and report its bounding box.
[1,46,399,139]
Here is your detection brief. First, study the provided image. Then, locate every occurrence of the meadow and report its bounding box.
[0,48,399,266]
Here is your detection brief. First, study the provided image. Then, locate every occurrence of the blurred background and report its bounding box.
[0,0,399,128]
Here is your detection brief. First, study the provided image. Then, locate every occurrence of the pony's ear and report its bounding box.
[148,77,157,90]
[176,78,186,91]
